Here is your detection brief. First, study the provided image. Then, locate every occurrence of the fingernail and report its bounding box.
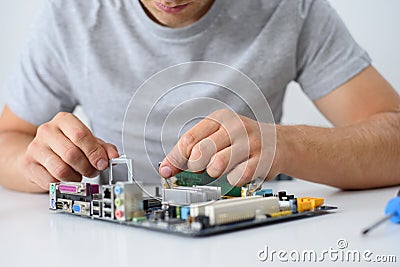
[160,166,172,178]
[97,159,108,170]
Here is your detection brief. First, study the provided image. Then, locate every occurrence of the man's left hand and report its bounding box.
[159,109,278,186]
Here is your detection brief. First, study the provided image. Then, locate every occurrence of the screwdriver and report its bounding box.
[362,189,400,235]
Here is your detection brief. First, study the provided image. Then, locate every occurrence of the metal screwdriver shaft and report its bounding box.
[362,191,400,235]
[362,213,394,235]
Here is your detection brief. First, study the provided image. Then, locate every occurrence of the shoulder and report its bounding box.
[43,0,101,20]
[256,0,331,18]
[38,0,116,39]
[45,0,100,12]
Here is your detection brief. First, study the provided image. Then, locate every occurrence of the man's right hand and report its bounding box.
[21,112,119,190]
[0,107,120,192]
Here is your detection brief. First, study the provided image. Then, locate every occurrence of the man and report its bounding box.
[0,0,399,193]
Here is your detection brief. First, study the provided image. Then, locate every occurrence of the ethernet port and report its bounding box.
[103,188,111,199]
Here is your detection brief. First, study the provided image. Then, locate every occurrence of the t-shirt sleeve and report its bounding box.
[2,0,78,126]
[295,0,372,100]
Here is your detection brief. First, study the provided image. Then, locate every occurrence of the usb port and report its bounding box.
[103,202,112,209]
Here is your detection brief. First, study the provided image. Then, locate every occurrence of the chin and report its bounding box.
[157,14,191,27]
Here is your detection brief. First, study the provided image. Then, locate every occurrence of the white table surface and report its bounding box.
[0,179,399,267]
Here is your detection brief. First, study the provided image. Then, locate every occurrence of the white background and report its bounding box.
[0,0,399,127]
[0,3,399,266]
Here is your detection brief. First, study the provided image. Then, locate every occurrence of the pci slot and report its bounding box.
[190,196,262,217]
[205,196,280,226]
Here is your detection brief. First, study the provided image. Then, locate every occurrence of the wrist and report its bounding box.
[270,124,284,177]
[271,124,299,178]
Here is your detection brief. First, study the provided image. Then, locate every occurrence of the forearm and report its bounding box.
[0,131,45,193]
[276,111,400,189]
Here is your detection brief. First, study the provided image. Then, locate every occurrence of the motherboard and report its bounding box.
[49,156,337,237]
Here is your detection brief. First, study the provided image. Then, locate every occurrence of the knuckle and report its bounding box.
[241,117,251,130]
[223,108,233,116]
[70,128,90,144]
[213,108,230,116]
[54,112,71,120]
[53,162,72,179]
[224,119,246,138]
[36,123,52,137]
[190,144,201,159]
[26,140,39,154]
[250,138,262,154]
[180,132,196,147]
[63,146,83,164]
[208,109,230,125]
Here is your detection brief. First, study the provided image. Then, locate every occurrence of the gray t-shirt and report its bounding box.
[3,0,371,182]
